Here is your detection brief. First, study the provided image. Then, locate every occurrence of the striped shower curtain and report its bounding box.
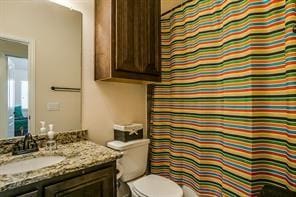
[150,0,296,196]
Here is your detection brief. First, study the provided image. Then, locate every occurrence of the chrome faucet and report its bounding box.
[12,133,39,155]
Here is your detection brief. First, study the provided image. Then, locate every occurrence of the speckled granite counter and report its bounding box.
[0,130,88,154]
[0,140,122,192]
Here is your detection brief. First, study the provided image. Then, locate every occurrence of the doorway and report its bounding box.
[7,56,29,136]
[0,37,33,138]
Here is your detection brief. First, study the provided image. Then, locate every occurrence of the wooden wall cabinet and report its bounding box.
[95,0,161,82]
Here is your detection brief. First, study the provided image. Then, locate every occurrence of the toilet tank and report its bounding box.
[107,139,150,182]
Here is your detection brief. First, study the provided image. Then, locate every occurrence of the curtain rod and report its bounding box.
[161,0,194,17]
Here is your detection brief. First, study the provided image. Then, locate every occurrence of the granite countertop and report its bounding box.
[0,140,122,192]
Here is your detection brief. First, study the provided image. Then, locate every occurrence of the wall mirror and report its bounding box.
[0,0,82,138]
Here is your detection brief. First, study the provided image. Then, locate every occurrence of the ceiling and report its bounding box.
[161,0,182,14]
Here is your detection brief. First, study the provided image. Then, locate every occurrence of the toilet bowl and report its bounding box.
[117,163,132,197]
[107,139,183,197]
[128,174,183,197]
[117,164,182,197]
[117,163,124,180]
[117,165,183,197]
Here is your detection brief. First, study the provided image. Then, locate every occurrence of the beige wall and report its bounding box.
[0,0,82,134]
[68,1,147,145]
[161,0,182,14]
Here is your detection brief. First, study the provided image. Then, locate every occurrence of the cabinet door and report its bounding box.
[16,190,38,197]
[115,0,160,76]
[44,167,115,197]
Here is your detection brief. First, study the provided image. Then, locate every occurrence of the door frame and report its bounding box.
[0,34,36,135]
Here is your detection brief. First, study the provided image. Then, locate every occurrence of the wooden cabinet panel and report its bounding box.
[0,161,116,197]
[148,0,161,76]
[115,0,160,75]
[116,0,149,73]
[95,0,161,82]
[95,0,112,80]
[17,190,38,197]
[44,167,114,197]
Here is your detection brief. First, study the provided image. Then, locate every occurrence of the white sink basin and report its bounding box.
[0,156,65,175]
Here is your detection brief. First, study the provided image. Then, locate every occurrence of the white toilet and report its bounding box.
[107,139,183,197]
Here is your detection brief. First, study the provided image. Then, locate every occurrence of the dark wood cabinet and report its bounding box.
[95,0,161,82]
[44,167,114,197]
[16,190,38,197]
[0,161,116,197]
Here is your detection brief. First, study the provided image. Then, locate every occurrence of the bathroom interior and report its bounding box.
[0,0,295,196]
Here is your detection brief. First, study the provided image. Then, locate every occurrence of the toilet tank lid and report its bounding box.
[107,139,150,151]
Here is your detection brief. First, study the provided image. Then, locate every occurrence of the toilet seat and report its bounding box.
[131,174,183,197]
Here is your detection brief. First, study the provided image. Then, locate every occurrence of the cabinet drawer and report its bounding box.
[44,167,115,197]
[17,190,38,197]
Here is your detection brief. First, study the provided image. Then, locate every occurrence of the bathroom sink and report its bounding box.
[0,156,65,175]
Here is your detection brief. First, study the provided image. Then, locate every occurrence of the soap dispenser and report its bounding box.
[46,124,57,151]
[40,121,46,134]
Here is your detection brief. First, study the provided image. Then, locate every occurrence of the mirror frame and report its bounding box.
[0,34,36,135]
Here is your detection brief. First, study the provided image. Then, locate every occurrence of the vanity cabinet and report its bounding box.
[0,161,116,197]
[44,167,114,197]
[95,0,161,82]
[17,191,38,197]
